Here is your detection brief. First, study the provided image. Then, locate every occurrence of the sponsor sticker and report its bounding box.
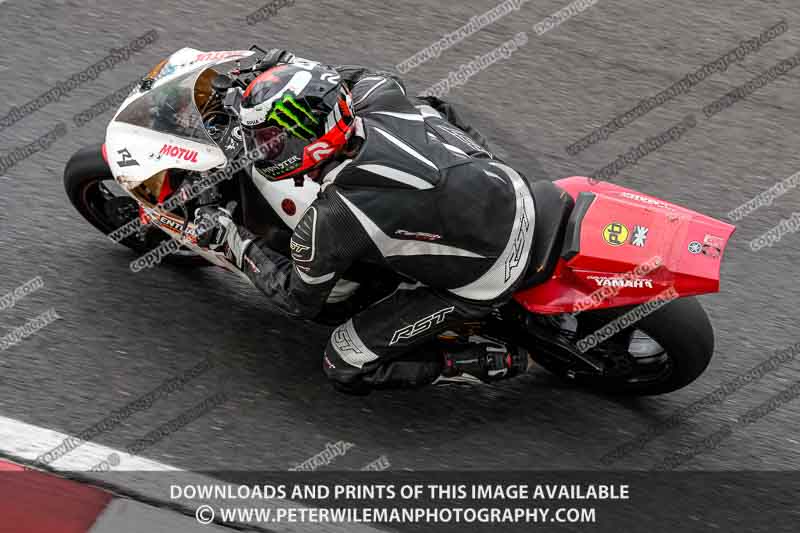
[159,144,200,163]
[630,225,649,247]
[260,155,301,177]
[620,191,672,209]
[603,222,629,246]
[701,234,723,258]
[195,51,244,62]
[587,276,654,289]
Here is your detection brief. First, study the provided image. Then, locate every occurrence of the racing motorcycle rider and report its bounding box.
[195,50,536,394]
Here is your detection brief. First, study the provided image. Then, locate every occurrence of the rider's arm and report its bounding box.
[333,64,491,152]
[240,189,369,320]
[344,70,416,119]
[332,64,407,94]
[416,95,492,152]
[261,50,408,95]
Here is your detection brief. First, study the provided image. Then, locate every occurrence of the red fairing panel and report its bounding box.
[514,177,736,314]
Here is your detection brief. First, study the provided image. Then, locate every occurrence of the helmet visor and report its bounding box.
[242,125,286,160]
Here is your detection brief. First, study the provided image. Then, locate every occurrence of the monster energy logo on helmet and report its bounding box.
[267,93,319,140]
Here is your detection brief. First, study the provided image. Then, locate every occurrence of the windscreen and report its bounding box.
[114,69,216,146]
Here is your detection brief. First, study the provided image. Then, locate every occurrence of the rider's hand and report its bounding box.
[257,49,295,70]
[194,203,253,269]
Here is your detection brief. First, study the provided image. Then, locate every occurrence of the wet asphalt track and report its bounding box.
[0,0,799,489]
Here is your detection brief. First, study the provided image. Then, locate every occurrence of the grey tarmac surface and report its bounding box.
[0,0,799,491]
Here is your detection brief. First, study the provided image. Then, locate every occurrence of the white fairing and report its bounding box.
[106,48,254,190]
[105,123,228,190]
[250,167,321,228]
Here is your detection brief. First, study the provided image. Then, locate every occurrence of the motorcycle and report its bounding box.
[64,46,736,395]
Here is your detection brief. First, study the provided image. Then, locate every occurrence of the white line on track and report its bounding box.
[0,415,388,533]
[0,414,173,471]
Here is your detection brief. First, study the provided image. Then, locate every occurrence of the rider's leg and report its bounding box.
[322,284,527,394]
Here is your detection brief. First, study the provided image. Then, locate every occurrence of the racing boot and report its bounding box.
[436,338,529,384]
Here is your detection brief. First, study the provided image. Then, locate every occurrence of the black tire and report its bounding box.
[64,144,208,267]
[535,297,714,395]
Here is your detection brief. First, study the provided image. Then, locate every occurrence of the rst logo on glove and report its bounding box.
[390,306,455,346]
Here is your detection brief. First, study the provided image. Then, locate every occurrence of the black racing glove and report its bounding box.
[256,48,295,70]
[194,203,254,269]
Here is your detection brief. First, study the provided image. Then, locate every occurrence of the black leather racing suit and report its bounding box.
[239,69,536,392]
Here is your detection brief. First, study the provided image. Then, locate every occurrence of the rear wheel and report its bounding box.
[527,297,714,395]
[63,145,207,267]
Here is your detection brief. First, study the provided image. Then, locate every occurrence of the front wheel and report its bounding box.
[63,145,208,267]
[530,297,714,395]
